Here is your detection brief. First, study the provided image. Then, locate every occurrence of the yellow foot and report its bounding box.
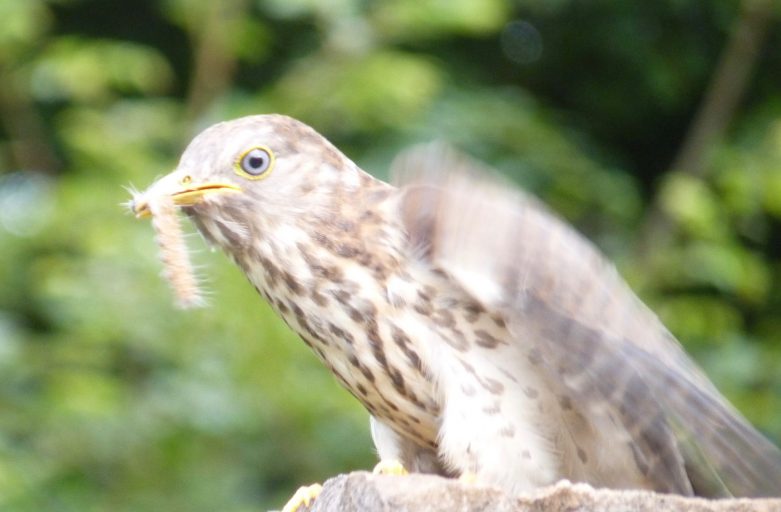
[372,459,408,476]
[459,471,478,484]
[281,483,323,512]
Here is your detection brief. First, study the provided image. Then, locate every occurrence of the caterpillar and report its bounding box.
[147,195,204,309]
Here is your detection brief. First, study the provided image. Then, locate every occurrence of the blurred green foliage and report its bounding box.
[1,0,780,510]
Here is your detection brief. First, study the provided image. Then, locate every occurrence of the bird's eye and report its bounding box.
[235,146,275,180]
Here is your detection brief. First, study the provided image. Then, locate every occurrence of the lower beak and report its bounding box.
[132,175,241,218]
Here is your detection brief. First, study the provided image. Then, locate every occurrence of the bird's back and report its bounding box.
[393,142,781,497]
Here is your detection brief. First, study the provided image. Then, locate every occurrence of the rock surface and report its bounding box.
[291,472,781,512]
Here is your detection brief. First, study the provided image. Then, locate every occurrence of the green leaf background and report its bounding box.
[1,0,779,510]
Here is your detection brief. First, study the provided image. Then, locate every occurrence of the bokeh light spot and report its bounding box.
[501,20,543,65]
[0,171,55,237]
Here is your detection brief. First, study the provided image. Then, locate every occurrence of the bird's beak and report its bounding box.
[131,171,242,219]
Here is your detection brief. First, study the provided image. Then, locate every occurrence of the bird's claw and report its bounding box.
[459,471,478,484]
[372,459,408,475]
[281,483,323,512]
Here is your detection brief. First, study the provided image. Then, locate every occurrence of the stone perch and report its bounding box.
[296,472,781,512]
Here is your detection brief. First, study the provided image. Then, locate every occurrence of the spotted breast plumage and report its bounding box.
[131,114,781,499]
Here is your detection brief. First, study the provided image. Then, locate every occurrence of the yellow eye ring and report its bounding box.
[235,146,275,180]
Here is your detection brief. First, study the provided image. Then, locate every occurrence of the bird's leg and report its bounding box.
[370,415,447,474]
[280,483,323,512]
[458,471,478,484]
[277,414,409,512]
[370,416,411,475]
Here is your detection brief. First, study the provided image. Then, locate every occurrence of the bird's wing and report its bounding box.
[392,142,781,498]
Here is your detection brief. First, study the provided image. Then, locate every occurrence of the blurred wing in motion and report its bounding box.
[393,142,781,498]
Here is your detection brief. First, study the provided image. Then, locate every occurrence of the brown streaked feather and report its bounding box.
[394,142,781,497]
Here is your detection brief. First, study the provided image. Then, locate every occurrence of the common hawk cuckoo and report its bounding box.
[131,114,781,501]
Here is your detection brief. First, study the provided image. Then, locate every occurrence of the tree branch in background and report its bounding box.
[183,0,248,129]
[0,69,59,173]
[635,0,776,258]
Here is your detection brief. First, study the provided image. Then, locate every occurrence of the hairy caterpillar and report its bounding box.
[147,195,204,308]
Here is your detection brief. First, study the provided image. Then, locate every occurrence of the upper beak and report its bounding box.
[131,172,242,218]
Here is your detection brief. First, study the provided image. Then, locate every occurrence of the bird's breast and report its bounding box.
[274,279,445,450]
[233,227,444,450]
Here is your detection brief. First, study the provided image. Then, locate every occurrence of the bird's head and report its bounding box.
[131,114,364,249]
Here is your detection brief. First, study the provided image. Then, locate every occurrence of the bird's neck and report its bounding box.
[233,174,400,300]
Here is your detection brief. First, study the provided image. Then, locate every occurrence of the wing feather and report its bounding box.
[393,142,781,497]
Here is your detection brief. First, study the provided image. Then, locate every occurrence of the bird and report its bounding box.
[131,114,781,504]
